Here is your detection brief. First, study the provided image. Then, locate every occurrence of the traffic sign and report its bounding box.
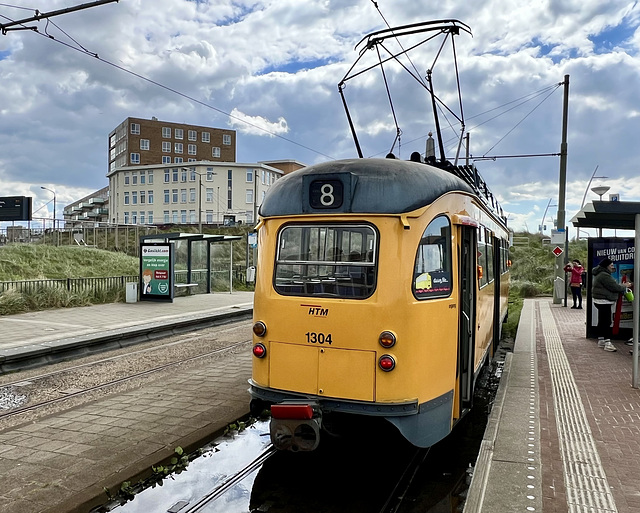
[552,246,563,257]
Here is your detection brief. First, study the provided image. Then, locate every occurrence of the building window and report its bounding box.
[174,157,183,163]
[188,144,197,155]
[124,172,130,185]
[212,147,221,158]
[202,132,210,143]
[148,170,154,184]
[164,170,170,183]
[189,210,196,223]
[172,189,178,203]
[206,210,213,223]
[181,189,187,203]
[164,210,170,223]
[246,189,253,203]
[190,188,196,202]
[140,190,146,204]
[173,168,179,182]
[130,153,140,164]
[181,210,187,223]
[148,211,154,224]
[132,211,138,224]
[140,171,146,184]
[124,212,130,224]
[172,210,178,223]
[140,211,145,224]
[206,168,215,181]
[132,191,138,204]
[148,190,154,204]
[124,192,130,205]
[188,158,196,162]
[162,141,171,152]
[140,139,149,150]
[261,170,266,184]
[228,170,233,209]
[164,190,170,203]
[246,169,253,182]
[132,172,138,185]
[175,128,183,140]
[206,188,213,202]
[130,123,140,134]
[223,134,232,145]
[246,210,253,224]
[190,168,196,181]
[188,130,197,141]
[162,156,171,164]
[175,143,183,154]
[181,168,187,182]
[162,127,171,138]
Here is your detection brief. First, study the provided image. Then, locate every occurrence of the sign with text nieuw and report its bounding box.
[140,243,173,302]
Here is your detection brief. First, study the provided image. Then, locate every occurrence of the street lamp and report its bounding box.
[591,185,610,201]
[184,167,215,232]
[578,166,608,239]
[41,186,56,244]
[539,198,556,234]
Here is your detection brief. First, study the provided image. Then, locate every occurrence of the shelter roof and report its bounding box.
[570,201,640,230]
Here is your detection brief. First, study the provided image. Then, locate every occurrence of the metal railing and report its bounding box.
[0,275,139,295]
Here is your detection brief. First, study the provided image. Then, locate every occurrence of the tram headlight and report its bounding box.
[253,321,267,337]
[253,343,267,358]
[378,354,396,372]
[379,331,396,348]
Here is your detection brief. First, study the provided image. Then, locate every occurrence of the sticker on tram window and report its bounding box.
[414,271,452,297]
[309,180,343,209]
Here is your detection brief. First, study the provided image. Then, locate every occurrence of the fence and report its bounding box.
[0,275,138,295]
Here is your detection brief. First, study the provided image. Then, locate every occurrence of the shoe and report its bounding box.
[571,306,577,309]
[598,338,609,348]
[604,341,617,352]
[577,306,582,309]
[626,339,633,346]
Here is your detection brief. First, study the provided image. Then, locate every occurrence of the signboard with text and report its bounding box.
[140,243,173,302]
[0,196,32,221]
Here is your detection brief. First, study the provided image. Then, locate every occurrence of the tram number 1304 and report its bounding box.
[305,332,333,345]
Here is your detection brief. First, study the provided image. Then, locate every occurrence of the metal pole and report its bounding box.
[198,173,202,233]
[553,74,569,305]
[229,241,233,294]
[632,213,639,389]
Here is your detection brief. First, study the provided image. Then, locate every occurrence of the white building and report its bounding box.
[107,161,284,227]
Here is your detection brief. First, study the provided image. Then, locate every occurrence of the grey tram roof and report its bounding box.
[259,158,506,221]
[571,201,640,230]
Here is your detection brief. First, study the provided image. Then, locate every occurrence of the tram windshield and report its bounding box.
[274,224,377,298]
[413,216,452,299]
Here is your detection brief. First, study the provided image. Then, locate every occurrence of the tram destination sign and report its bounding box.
[0,196,32,221]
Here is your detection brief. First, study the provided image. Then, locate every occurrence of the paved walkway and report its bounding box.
[0,293,254,513]
[467,298,640,513]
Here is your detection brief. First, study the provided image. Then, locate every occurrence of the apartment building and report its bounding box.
[108,117,236,174]
[63,186,109,226]
[107,161,283,227]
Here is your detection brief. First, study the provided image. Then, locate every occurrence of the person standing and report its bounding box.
[564,259,584,309]
[592,258,633,352]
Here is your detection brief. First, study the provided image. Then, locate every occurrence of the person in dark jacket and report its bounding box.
[592,258,633,351]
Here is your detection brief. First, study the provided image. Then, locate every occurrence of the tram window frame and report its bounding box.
[486,232,495,284]
[412,215,453,300]
[478,228,488,289]
[273,223,378,299]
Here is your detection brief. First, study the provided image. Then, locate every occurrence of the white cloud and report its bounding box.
[228,107,289,136]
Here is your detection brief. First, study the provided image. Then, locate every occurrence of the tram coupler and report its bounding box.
[269,401,322,452]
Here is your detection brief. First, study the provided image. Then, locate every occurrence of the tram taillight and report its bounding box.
[253,321,267,337]
[378,354,396,371]
[379,331,396,348]
[253,343,267,358]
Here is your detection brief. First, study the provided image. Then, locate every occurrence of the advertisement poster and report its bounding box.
[140,243,173,302]
[586,238,634,338]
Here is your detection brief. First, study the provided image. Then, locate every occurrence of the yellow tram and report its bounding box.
[249,157,510,451]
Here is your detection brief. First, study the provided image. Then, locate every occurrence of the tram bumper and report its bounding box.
[269,401,322,452]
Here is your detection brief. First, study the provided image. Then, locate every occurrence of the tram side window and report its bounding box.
[486,233,494,283]
[274,224,377,299]
[478,228,488,289]
[413,216,452,299]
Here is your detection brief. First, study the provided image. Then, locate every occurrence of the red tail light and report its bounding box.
[253,343,267,358]
[271,404,313,420]
[378,354,396,371]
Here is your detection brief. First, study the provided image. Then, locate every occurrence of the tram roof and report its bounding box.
[259,158,478,217]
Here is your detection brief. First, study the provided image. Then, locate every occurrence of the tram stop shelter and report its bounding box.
[140,232,243,294]
[571,200,640,388]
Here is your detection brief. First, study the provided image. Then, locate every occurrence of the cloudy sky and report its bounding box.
[1,0,639,236]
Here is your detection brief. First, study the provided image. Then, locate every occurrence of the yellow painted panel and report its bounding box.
[319,348,376,401]
[270,342,318,394]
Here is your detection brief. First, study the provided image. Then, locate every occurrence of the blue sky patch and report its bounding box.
[0,50,11,61]
[258,56,336,75]
[589,22,636,53]
[216,3,261,27]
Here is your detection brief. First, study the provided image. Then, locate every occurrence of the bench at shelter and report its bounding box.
[174,283,198,295]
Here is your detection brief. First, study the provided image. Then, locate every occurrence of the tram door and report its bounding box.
[459,226,476,409]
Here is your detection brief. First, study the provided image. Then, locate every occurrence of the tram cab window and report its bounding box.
[274,224,377,299]
[413,216,452,299]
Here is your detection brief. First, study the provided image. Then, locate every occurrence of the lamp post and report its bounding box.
[591,185,611,238]
[40,186,56,245]
[217,187,220,224]
[578,166,608,239]
[539,198,556,234]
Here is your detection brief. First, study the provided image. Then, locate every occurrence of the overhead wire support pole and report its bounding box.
[553,74,570,305]
[0,0,118,34]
